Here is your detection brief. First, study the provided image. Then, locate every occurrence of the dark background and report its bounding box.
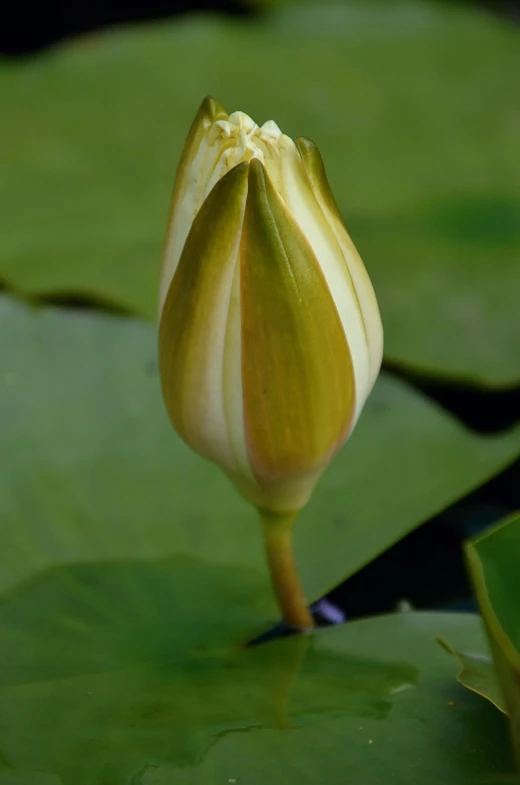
[1,0,520,56]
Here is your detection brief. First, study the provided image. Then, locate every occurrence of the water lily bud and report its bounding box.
[159,97,383,515]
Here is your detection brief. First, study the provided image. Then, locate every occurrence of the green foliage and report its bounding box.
[0,1,519,780]
[467,512,520,769]
[1,2,519,383]
[0,569,513,783]
[2,298,519,604]
[439,637,506,714]
[0,296,517,780]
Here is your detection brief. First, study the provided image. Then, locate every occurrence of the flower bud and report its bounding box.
[159,97,383,514]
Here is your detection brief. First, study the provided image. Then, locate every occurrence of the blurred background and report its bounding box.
[1,0,519,622]
[1,0,520,55]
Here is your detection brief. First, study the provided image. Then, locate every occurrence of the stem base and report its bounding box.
[261,510,314,631]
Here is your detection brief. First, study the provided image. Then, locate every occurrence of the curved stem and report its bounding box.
[260,510,314,630]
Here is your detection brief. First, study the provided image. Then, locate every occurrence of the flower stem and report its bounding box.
[260,510,314,630]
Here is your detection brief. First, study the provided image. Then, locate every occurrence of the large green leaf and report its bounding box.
[1,298,518,780]
[466,512,520,769]
[0,572,514,785]
[1,2,519,384]
[1,297,520,608]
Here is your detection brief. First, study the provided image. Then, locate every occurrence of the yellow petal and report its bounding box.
[159,161,250,476]
[275,134,371,424]
[296,137,383,390]
[240,159,355,512]
[159,96,228,314]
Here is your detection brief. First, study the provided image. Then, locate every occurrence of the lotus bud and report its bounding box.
[159,96,383,519]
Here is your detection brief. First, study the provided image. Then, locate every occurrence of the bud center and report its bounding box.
[203,111,284,201]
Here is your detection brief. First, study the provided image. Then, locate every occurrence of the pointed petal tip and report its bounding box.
[227,159,250,185]
[278,133,297,149]
[295,136,323,167]
[234,159,251,173]
[199,95,228,122]
[248,156,266,176]
[295,135,336,204]
[198,158,250,221]
[247,157,269,195]
[295,136,317,151]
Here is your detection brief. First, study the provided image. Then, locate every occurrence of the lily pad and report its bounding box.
[2,297,520,609]
[0,298,518,780]
[1,2,519,383]
[466,512,520,768]
[0,575,513,785]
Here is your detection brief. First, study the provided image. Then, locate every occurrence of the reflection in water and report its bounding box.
[0,557,417,783]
